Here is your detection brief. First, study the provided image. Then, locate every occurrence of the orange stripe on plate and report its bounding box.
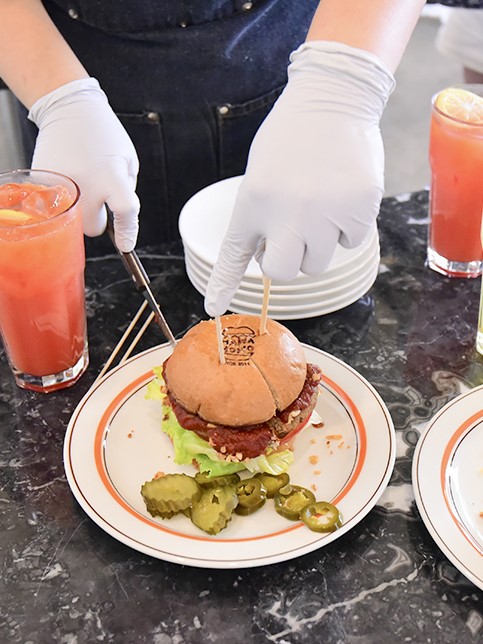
[440,409,483,555]
[322,375,367,506]
[94,370,367,542]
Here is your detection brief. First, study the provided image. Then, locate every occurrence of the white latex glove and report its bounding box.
[28,78,139,252]
[204,41,395,317]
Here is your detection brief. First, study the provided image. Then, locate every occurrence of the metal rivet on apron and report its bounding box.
[241,2,253,10]
[180,20,188,28]
[218,105,230,116]
[68,7,79,19]
[146,111,159,122]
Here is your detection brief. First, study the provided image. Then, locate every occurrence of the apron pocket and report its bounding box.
[116,110,174,244]
[217,84,285,178]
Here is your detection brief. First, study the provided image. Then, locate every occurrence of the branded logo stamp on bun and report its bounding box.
[222,325,256,365]
[147,314,322,477]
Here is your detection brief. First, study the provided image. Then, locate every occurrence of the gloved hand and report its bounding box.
[28,77,139,252]
[204,41,395,317]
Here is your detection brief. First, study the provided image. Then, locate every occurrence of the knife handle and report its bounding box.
[106,209,150,290]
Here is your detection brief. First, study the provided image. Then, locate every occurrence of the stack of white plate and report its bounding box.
[179,176,380,320]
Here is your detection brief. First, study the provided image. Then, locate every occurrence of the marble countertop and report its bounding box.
[1,191,482,643]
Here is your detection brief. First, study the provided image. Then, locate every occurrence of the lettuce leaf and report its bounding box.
[145,375,165,401]
[146,375,294,477]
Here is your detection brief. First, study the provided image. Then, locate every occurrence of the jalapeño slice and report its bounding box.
[274,485,316,521]
[254,472,290,498]
[300,501,342,533]
[235,478,267,516]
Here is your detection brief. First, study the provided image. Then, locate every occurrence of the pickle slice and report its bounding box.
[194,472,241,488]
[190,486,239,535]
[141,474,201,519]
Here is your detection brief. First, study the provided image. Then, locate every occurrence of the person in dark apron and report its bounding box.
[2,1,481,309]
[7,0,320,253]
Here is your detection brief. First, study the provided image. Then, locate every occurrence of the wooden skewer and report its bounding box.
[215,315,225,365]
[260,275,271,335]
[95,299,149,382]
[119,311,155,366]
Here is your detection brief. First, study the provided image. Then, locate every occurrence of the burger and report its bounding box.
[146,314,322,477]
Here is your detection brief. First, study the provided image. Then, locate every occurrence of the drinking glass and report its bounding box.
[427,85,483,278]
[0,169,89,392]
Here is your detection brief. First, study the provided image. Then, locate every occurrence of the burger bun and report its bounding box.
[164,314,307,427]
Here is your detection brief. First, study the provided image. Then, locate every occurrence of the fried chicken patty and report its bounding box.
[164,363,322,460]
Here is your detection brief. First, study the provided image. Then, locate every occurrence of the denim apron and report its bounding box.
[18,0,319,251]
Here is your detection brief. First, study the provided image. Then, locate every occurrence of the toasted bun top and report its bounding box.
[164,314,307,426]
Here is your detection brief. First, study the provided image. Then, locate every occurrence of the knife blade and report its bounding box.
[106,211,177,349]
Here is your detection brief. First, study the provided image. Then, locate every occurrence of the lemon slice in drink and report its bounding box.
[0,209,33,224]
[435,87,483,123]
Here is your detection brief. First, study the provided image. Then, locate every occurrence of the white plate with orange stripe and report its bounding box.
[413,386,483,589]
[64,343,395,568]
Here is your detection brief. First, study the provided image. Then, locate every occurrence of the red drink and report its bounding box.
[428,87,483,277]
[0,170,88,392]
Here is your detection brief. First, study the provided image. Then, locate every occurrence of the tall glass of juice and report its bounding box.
[428,85,483,278]
[0,169,88,392]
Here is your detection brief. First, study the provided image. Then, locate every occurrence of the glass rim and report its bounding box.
[0,168,81,230]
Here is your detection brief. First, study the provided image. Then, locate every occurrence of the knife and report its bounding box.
[105,211,177,349]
